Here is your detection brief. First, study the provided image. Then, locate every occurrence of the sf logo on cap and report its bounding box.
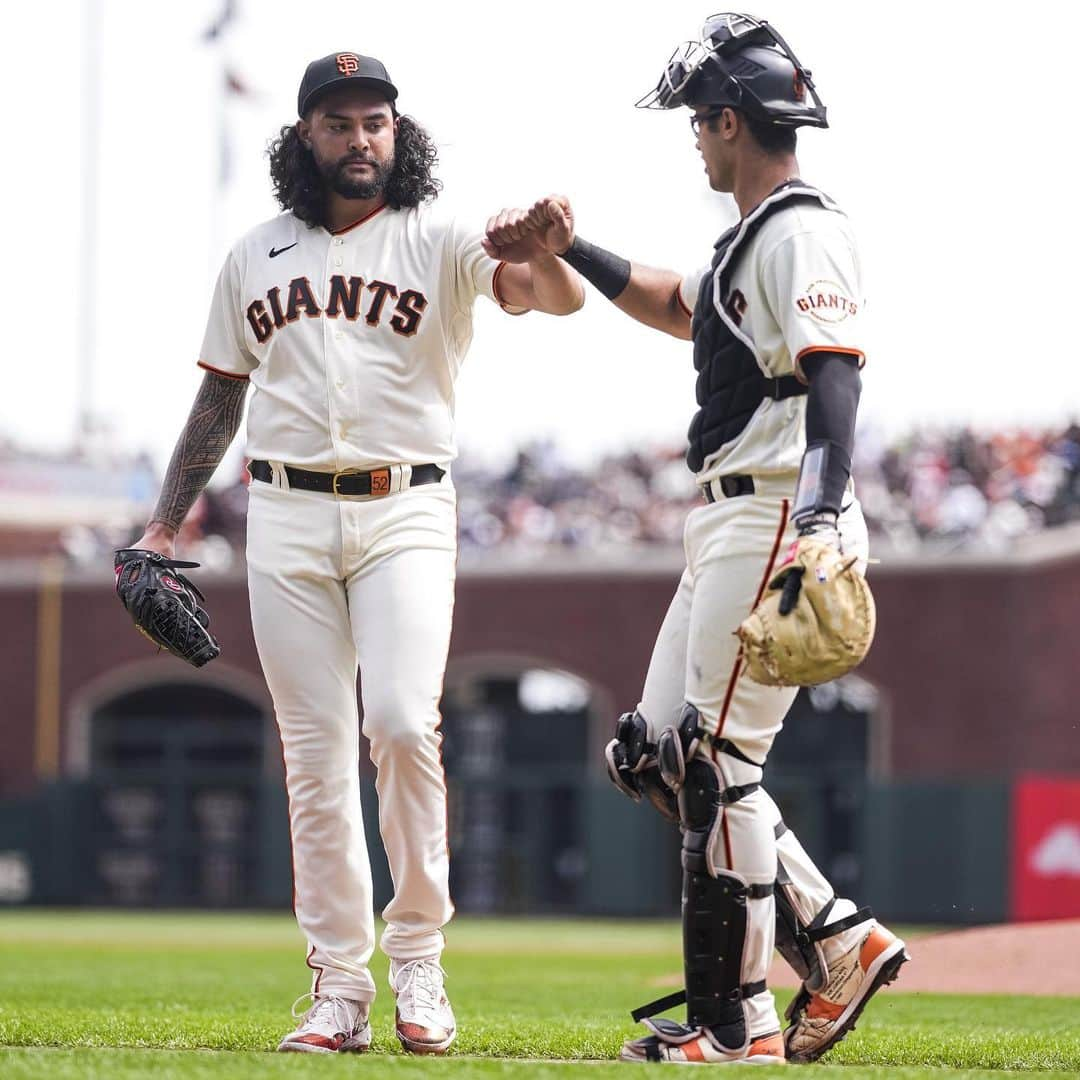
[336,53,361,76]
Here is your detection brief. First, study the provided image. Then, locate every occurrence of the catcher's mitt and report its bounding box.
[114,548,221,668]
[736,537,875,687]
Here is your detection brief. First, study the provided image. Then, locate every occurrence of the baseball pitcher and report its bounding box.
[122,52,582,1055]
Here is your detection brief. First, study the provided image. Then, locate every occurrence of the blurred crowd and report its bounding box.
[853,424,1080,554]
[3,423,1078,567]
[454,423,1080,557]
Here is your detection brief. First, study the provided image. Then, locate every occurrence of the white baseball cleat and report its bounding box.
[390,956,456,1054]
[784,922,908,1063]
[620,1019,786,1065]
[277,993,371,1053]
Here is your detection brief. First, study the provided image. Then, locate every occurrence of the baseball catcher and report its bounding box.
[114,548,220,668]
[516,9,908,1066]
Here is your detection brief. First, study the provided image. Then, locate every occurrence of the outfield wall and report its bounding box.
[0,535,1077,920]
[2,536,1078,792]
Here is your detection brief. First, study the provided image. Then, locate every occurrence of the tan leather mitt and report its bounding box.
[736,537,875,687]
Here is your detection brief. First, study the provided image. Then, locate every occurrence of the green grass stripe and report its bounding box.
[0,913,1075,1074]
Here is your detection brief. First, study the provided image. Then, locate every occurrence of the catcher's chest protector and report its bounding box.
[686,182,832,474]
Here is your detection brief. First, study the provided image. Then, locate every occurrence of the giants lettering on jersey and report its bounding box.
[246,275,429,344]
[794,279,857,324]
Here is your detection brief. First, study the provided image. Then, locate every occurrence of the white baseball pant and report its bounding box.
[246,475,457,1002]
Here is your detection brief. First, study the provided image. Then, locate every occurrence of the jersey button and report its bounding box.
[334,257,343,266]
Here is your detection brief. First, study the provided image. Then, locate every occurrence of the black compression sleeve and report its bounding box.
[804,352,861,456]
[557,237,632,301]
[793,352,862,520]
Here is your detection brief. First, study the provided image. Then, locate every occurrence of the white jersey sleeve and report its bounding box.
[447,218,527,315]
[761,225,866,382]
[198,249,258,380]
[678,266,709,318]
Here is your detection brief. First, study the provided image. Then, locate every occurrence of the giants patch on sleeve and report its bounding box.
[794,280,858,324]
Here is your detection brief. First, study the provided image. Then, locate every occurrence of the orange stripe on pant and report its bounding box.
[712,499,790,741]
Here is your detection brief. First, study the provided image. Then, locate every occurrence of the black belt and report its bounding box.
[702,474,755,503]
[248,460,445,497]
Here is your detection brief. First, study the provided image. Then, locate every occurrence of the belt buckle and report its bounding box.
[331,468,364,497]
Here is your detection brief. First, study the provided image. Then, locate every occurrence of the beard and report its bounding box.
[319,152,395,200]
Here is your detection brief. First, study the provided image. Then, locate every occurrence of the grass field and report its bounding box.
[1,912,1078,1079]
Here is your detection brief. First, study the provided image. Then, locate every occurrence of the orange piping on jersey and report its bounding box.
[198,360,250,380]
[675,283,695,319]
[713,498,790,740]
[792,345,865,384]
[331,202,388,235]
[492,261,528,316]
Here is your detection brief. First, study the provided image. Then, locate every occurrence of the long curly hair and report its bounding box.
[267,114,441,227]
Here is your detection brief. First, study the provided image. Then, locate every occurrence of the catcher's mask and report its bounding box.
[637,12,827,129]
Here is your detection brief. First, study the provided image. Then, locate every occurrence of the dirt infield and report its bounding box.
[766,918,1080,996]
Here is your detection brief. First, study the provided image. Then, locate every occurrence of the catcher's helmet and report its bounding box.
[638,12,827,129]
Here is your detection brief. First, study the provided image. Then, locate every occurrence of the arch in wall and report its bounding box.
[65,658,276,779]
[62,659,282,907]
[439,652,616,914]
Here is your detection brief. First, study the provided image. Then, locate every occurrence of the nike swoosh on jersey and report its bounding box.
[268,243,299,258]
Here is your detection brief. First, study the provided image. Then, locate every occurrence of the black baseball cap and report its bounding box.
[297,52,398,117]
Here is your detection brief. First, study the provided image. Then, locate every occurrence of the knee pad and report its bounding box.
[604,710,652,800]
[604,710,678,822]
[656,703,706,793]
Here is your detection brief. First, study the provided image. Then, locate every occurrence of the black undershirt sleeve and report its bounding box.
[793,351,862,520]
[803,351,861,455]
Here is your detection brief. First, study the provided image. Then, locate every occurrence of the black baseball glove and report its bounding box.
[114,548,221,667]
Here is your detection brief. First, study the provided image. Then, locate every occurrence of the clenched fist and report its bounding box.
[482,195,576,263]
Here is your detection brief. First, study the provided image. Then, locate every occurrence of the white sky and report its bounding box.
[3,0,1078,473]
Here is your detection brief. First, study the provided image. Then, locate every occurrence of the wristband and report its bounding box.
[557,237,632,301]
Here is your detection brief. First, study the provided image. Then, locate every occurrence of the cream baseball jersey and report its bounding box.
[678,192,866,483]
[198,203,521,470]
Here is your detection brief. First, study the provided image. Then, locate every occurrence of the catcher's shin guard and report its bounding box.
[632,755,768,1053]
[773,820,873,994]
[681,757,766,1044]
[604,710,678,823]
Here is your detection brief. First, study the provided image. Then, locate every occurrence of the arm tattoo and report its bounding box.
[149,371,248,531]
